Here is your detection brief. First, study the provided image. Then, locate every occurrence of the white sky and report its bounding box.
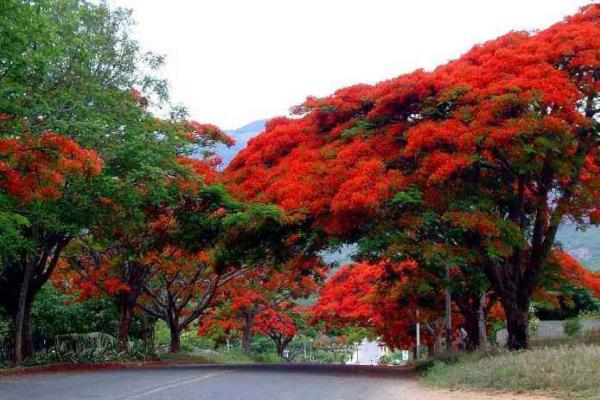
[109,0,592,129]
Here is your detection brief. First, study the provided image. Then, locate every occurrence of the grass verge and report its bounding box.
[423,344,600,400]
[158,350,284,364]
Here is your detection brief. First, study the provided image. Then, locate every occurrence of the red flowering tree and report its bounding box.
[53,118,237,351]
[0,131,103,363]
[136,247,235,353]
[227,5,600,349]
[199,257,324,357]
[312,260,462,355]
[530,251,600,318]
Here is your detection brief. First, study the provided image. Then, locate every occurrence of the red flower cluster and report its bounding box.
[227,4,600,234]
[0,132,103,202]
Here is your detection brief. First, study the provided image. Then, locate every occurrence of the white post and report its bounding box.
[303,341,307,360]
[446,263,452,352]
[416,308,421,360]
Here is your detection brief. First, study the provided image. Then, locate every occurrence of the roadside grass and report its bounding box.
[423,344,600,400]
[158,350,284,364]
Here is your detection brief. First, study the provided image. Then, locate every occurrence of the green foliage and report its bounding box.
[30,286,120,341]
[154,321,215,353]
[529,305,541,333]
[535,285,600,320]
[414,351,462,372]
[391,186,424,207]
[0,286,156,364]
[0,210,29,266]
[564,318,583,338]
[18,333,154,366]
[0,0,168,141]
[52,333,119,363]
[340,119,376,140]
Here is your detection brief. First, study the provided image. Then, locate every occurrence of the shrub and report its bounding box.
[414,351,463,372]
[564,318,583,338]
[529,305,541,333]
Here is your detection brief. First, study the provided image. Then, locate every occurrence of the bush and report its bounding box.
[564,318,583,337]
[16,333,156,367]
[414,351,461,372]
[154,321,215,353]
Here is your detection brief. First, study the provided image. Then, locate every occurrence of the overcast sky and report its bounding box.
[109,0,591,129]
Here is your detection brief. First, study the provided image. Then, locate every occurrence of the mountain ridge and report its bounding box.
[214,119,267,167]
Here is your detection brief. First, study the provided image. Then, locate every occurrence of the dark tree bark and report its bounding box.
[477,292,488,349]
[426,343,436,358]
[455,295,484,350]
[141,315,155,352]
[115,261,146,352]
[455,288,494,350]
[117,304,134,352]
[462,310,480,351]
[1,234,70,364]
[241,311,255,354]
[14,262,35,364]
[501,293,530,350]
[169,325,181,353]
[274,336,293,360]
[141,271,238,354]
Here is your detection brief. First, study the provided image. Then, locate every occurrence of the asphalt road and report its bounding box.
[0,364,431,400]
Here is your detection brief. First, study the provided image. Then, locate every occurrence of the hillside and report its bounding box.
[214,119,267,167]
[557,224,600,271]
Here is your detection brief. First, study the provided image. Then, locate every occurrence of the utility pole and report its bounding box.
[445,263,452,352]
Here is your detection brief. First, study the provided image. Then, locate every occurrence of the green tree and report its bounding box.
[0,0,199,363]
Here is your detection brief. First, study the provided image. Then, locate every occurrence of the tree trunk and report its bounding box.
[241,311,254,354]
[141,315,154,355]
[276,342,284,358]
[455,293,482,351]
[14,262,34,364]
[484,259,533,350]
[21,303,33,359]
[169,326,181,353]
[427,343,435,358]
[477,292,488,349]
[461,309,480,351]
[118,305,134,352]
[503,298,529,350]
[274,336,293,360]
[116,262,145,352]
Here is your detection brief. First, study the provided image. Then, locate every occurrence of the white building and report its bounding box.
[347,338,388,365]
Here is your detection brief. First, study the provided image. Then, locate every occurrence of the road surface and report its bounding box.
[0,364,551,400]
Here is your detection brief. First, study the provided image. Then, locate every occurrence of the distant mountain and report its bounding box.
[557,224,600,271]
[214,119,267,167]
[317,231,600,272]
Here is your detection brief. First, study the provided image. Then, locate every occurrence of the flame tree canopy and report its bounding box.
[227,5,600,349]
[198,256,325,356]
